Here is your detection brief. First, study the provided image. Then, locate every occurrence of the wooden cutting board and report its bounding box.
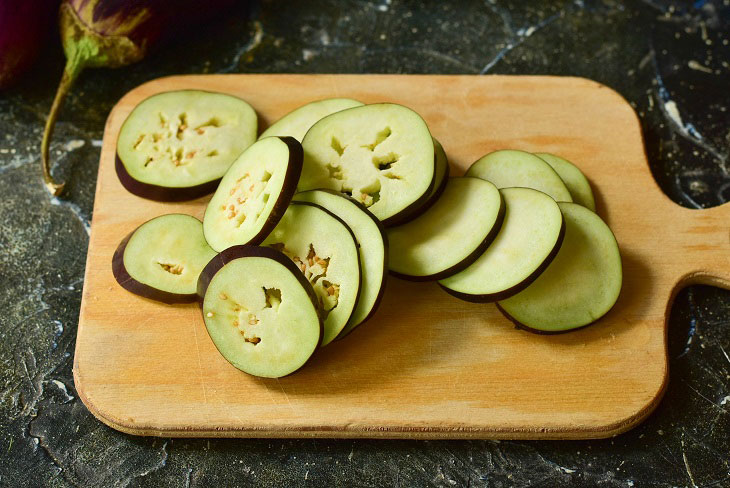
[74,74,730,439]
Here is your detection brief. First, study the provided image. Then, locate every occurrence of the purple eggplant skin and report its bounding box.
[389,193,506,282]
[383,155,449,227]
[65,0,240,60]
[439,218,566,303]
[249,137,305,243]
[197,245,324,378]
[206,137,304,246]
[114,154,222,202]
[197,245,325,349]
[299,190,388,341]
[112,229,199,304]
[0,0,59,89]
[495,303,594,335]
[42,0,240,196]
[380,156,437,228]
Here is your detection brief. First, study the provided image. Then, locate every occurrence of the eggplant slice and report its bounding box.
[259,98,364,142]
[116,90,257,200]
[534,152,596,211]
[203,136,302,252]
[439,187,564,302]
[262,202,361,346]
[466,149,573,202]
[112,214,216,303]
[497,202,622,333]
[299,103,435,225]
[198,245,322,378]
[293,189,387,337]
[387,177,504,281]
[384,137,450,226]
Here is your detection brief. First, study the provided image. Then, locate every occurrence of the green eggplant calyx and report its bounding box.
[40,3,148,196]
[59,2,145,70]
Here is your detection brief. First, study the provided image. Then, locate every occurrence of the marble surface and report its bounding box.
[0,0,728,486]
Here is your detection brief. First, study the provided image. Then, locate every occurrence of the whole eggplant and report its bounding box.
[42,0,240,195]
[0,0,59,89]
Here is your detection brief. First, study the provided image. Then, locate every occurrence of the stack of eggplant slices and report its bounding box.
[113,91,622,378]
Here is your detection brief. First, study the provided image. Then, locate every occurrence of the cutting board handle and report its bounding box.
[675,201,730,290]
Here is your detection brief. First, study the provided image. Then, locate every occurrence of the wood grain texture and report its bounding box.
[73,74,730,439]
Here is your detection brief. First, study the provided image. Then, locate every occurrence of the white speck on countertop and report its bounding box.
[51,379,75,403]
[688,60,713,73]
[65,139,86,151]
[664,101,684,129]
[50,196,91,235]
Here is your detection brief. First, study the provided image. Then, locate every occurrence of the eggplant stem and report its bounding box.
[41,55,85,196]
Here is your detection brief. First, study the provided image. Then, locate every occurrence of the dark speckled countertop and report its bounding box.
[1,1,728,486]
